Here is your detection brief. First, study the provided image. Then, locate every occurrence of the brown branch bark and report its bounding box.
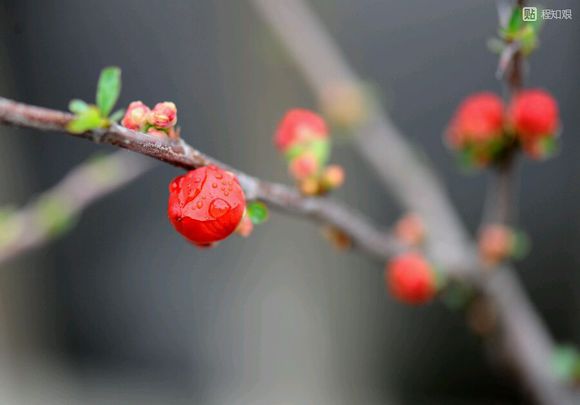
[0,97,403,265]
[250,1,574,404]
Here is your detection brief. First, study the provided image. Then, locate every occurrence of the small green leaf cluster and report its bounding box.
[491,5,543,56]
[67,67,124,134]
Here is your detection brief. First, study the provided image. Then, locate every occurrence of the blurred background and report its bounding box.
[0,0,579,403]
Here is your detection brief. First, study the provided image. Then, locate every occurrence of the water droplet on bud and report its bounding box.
[209,198,230,218]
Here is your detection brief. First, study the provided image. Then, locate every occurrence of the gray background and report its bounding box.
[0,1,579,404]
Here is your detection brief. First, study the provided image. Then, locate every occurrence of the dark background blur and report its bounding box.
[0,1,579,404]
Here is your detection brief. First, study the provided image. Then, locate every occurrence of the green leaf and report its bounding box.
[96,66,121,117]
[441,282,473,311]
[511,230,531,260]
[538,136,558,158]
[109,109,125,123]
[67,106,105,133]
[519,25,539,54]
[284,143,308,161]
[308,138,331,166]
[456,146,478,171]
[433,267,447,291]
[284,138,330,165]
[552,346,580,382]
[246,201,269,225]
[504,6,523,38]
[499,6,543,56]
[68,99,89,114]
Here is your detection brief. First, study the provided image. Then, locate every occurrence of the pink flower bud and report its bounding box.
[289,153,319,180]
[299,178,320,196]
[148,102,177,129]
[122,101,150,130]
[321,165,345,189]
[478,224,514,266]
[394,213,425,247]
[236,214,254,238]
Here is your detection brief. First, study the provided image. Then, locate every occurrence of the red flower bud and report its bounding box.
[149,101,177,129]
[508,89,559,143]
[168,165,245,246]
[122,101,150,130]
[385,252,436,305]
[275,109,328,152]
[447,92,504,149]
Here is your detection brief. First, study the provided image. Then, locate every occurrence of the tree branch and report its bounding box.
[0,91,573,402]
[482,152,518,227]
[485,0,525,228]
[0,151,153,265]
[0,97,403,265]
[250,1,574,403]
[251,0,475,277]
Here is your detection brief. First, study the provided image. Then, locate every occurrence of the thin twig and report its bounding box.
[250,1,574,403]
[481,150,517,227]
[0,97,404,265]
[0,151,153,265]
[485,0,525,227]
